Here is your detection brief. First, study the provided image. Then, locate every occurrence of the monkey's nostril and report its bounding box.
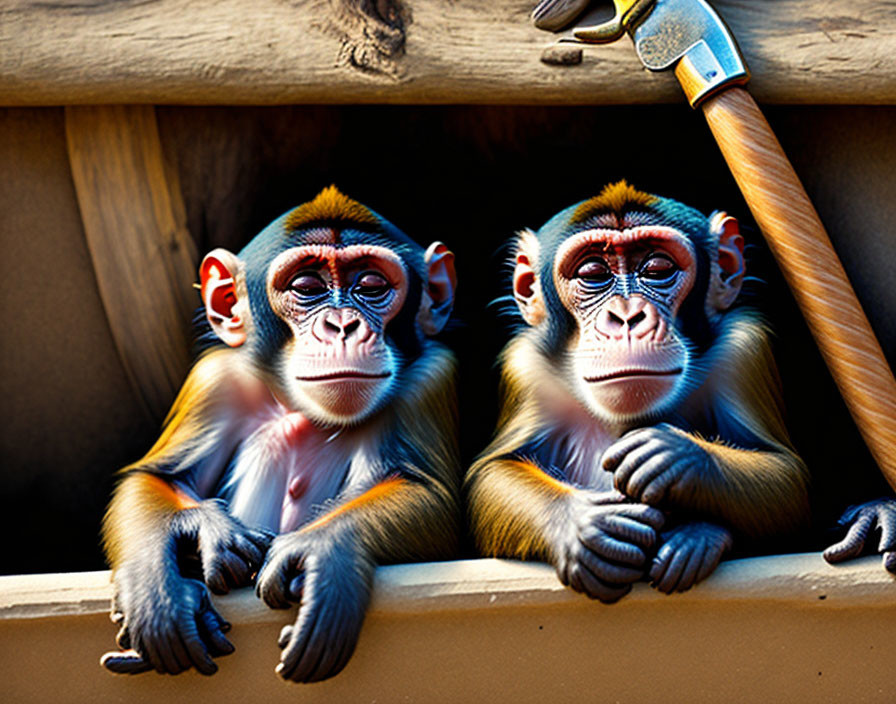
[628,311,646,328]
[343,319,361,337]
[608,311,625,327]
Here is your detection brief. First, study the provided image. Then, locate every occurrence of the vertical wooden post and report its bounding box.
[65,105,198,422]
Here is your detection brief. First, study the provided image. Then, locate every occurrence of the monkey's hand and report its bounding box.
[256,528,373,683]
[551,490,665,603]
[649,522,733,593]
[172,499,274,594]
[601,424,717,509]
[823,499,896,574]
[101,561,234,675]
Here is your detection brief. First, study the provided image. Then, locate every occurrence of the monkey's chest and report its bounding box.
[222,413,353,534]
[541,428,616,490]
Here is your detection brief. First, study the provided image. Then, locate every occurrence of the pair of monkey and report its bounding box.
[101,184,896,682]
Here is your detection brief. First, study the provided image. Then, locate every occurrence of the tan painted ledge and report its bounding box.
[0,1,895,106]
[2,554,895,703]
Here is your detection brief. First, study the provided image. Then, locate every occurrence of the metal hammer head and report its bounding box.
[572,0,749,107]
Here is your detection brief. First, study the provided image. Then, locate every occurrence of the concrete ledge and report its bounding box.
[2,554,895,702]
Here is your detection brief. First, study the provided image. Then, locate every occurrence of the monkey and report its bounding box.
[465,181,809,601]
[100,186,460,682]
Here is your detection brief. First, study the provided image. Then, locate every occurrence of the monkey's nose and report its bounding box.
[320,309,364,340]
[597,296,659,339]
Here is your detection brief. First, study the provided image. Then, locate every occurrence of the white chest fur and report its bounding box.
[221,408,381,534]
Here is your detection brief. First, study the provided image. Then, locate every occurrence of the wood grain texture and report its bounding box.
[702,87,896,491]
[1,0,895,106]
[65,105,198,421]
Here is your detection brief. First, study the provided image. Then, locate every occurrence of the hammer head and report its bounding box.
[573,0,749,107]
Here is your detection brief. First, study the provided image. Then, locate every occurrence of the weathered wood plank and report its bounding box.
[65,105,198,421]
[1,1,894,106]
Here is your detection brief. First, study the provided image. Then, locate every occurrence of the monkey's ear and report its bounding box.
[418,242,457,336]
[708,212,745,311]
[199,248,248,347]
[513,229,546,326]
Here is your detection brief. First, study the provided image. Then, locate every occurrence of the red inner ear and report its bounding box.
[718,247,741,276]
[200,258,239,320]
[212,286,238,318]
[514,254,536,299]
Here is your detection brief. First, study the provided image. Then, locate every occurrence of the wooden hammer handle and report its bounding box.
[702,86,896,490]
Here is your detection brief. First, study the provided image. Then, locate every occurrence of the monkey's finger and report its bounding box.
[624,452,677,502]
[100,650,154,675]
[695,544,724,585]
[219,550,252,589]
[877,511,896,554]
[652,545,690,594]
[573,563,632,604]
[247,528,276,551]
[277,610,318,682]
[198,606,235,658]
[293,609,349,682]
[278,624,294,649]
[671,544,706,593]
[609,503,666,531]
[648,536,683,584]
[600,431,654,473]
[579,530,648,566]
[176,615,218,676]
[640,459,688,506]
[608,441,665,495]
[578,548,644,584]
[232,533,266,568]
[823,513,875,563]
[257,559,297,609]
[115,622,131,650]
[598,515,661,552]
[883,551,896,574]
[288,573,306,601]
[135,631,170,675]
[316,629,358,684]
[164,630,193,674]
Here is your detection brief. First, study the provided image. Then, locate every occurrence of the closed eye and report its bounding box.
[638,254,679,284]
[289,271,328,298]
[575,258,613,286]
[353,271,392,300]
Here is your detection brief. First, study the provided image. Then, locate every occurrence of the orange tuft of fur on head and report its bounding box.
[571,180,658,225]
[284,185,380,232]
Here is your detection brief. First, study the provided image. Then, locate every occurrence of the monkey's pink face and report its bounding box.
[267,244,409,425]
[553,227,697,423]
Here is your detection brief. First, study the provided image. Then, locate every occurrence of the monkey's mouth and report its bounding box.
[296,371,392,382]
[584,368,682,383]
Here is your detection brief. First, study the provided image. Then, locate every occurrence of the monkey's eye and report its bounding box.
[353,271,391,300]
[288,272,328,298]
[575,258,612,285]
[639,255,679,284]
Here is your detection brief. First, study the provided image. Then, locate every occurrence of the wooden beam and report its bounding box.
[1,1,894,106]
[65,105,197,421]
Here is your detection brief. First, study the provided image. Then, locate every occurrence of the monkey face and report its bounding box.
[266,244,409,425]
[552,227,697,423]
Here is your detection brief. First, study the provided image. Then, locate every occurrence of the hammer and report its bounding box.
[540,0,896,491]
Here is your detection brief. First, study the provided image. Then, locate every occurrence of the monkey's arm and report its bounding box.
[101,472,234,675]
[256,347,461,683]
[102,350,272,675]
[603,318,809,540]
[466,455,664,603]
